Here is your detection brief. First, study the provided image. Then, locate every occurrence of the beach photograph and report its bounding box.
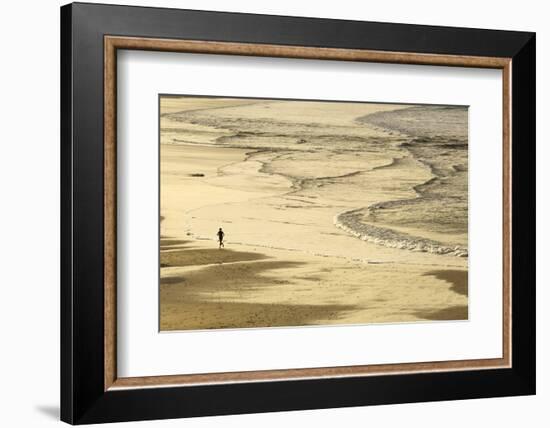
[159,95,469,331]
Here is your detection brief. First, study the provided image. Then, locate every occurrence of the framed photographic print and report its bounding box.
[60,2,536,424]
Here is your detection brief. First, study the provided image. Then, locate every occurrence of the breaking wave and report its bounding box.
[334,208,468,257]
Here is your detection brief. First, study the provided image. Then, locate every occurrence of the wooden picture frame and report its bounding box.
[61,2,535,424]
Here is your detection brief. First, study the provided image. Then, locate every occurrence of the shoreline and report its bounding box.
[159,142,467,331]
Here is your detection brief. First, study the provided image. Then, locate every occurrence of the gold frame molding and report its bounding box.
[104,35,512,391]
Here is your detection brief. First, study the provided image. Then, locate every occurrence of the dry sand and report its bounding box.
[159,97,468,331]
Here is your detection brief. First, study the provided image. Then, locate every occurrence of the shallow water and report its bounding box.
[160,97,468,259]
[355,106,468,255]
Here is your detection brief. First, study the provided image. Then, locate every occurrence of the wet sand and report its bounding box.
[159,97,468,331]
[160,237,467,330]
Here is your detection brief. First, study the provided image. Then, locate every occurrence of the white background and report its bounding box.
[0,0,546,427]
[118,51,503,377]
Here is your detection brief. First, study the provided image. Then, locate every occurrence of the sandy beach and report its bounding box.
[159,96,468,331]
